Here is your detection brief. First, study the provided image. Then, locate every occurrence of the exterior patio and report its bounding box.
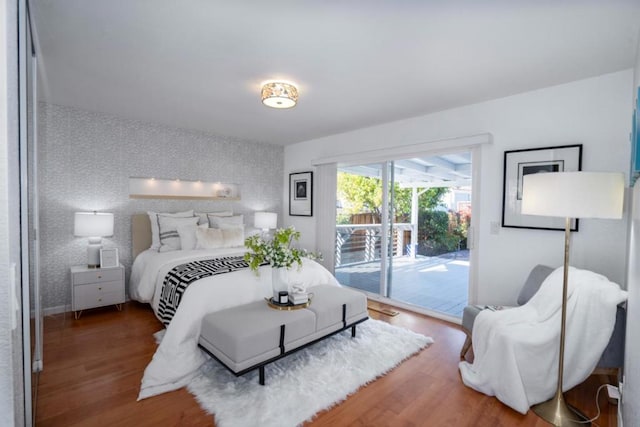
[335,250,469,317]
[334,153,472,318]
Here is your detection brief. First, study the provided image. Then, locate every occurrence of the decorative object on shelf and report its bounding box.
[289,171,313,216]
[74,212,114,268]
[254,212,278,237]
[128,177,240,200]
[278,291,289,304]
[289,289,310,305]
[261,81,299,109]
[502,144,582,230]
[521,171,624,426]
[245,226,319,299]
[99,248,119,268]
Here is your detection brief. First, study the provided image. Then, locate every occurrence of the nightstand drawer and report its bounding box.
[73,268,122,285]
[73,280,125,311]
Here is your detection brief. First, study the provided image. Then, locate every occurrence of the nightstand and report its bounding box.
[71,264,125,319]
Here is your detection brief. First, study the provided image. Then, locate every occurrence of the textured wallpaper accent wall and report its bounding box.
[38,103,283,310]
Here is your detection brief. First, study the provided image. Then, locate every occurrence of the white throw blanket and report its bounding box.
[137,257,340,400]
[459,267,627,414]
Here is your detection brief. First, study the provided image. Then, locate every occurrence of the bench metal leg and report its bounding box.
[351,325,356,338]
[259,366,265,385]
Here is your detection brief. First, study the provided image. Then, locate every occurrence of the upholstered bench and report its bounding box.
[198,284,369,385]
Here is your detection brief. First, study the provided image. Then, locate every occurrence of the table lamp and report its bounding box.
[254,212,277,236]
[74,212,114,268]
[521,171,624,426]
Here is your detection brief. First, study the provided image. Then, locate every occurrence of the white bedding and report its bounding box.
[130,248,340,399]
[458,267,627,414]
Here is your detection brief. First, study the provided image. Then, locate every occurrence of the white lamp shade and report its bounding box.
[74,212,114,237]
[254,212,277,230]
[521,172,624,219]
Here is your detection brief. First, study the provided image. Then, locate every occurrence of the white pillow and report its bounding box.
[158,215,199,252]
[195,211,232,226]
[177,223,208,250]
[195,227,224,249]
[222,226,245,248]
[148,210,194,250]
[208,214,244,229]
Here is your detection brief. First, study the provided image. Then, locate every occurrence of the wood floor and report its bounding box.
[36,301,617,427]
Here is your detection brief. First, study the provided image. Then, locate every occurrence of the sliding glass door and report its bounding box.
[334,163,386,295]
[334,151,472,318]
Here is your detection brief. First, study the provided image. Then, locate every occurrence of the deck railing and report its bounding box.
[335,223,414,267]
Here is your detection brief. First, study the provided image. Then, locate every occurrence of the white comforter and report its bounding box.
[130,249,340,399]
[458,267,627,414]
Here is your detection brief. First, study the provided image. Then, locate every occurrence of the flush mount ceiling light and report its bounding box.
[261,82,298,109]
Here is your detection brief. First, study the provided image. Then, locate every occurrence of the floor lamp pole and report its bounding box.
[531,217,589,426]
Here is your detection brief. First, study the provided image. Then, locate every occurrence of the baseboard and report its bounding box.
[43,304,71,316]
[43,298,131,316]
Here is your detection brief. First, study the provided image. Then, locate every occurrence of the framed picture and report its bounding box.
[100,248,119,268]
[289,171,313,216]
[502,144,582,231]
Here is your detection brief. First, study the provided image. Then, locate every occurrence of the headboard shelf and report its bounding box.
[129,177,240,200]
[130,195,240,201]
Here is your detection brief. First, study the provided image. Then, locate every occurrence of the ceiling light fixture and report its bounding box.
[261,82,298,109]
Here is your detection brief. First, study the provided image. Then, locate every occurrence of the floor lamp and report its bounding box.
[521,171,624,426]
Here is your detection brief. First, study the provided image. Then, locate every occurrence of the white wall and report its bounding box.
[284,70,632,306]
[38,103,284,310]
[622,36,640,427]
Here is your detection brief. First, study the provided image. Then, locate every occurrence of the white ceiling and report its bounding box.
[31,0,640,146]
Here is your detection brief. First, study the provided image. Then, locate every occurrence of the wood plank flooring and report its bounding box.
[36,301,617,426]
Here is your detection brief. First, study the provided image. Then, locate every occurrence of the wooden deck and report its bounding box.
[335,251,469,317]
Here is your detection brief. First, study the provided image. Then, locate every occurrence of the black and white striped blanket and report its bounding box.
[158,256,264,326]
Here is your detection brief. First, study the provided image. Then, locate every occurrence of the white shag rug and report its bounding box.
[187,319,433,427]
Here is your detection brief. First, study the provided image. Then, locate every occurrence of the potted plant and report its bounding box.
[244,226,315,300]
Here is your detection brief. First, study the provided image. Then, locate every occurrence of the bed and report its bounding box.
[129,213,340,399]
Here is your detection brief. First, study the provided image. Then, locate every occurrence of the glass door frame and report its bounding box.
[333,144,481,323]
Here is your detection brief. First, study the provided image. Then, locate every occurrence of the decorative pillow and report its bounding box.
[158,215,199,252]
[196,211,232,226]
[195,227,224,249]
[221,226,245,248]
[148,210,194,250]
[208,214,244,229]
[177,223,208,250]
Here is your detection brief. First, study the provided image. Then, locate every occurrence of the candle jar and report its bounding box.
[278,291,288,305]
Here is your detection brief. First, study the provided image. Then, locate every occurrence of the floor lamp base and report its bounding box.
[532,393,590,426]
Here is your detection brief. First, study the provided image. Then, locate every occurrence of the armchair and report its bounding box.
[460,264,626,376]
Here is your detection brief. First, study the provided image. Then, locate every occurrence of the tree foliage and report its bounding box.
[337,172,448,222]
[337,171,472,256]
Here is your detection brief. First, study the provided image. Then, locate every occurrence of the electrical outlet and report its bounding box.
[606,384,621,400]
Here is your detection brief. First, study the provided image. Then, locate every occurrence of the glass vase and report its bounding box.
[271,267,289,301]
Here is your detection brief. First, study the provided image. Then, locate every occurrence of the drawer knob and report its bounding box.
[98,275,102,278]
[98,298,102,302]
[98,287,102,290]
